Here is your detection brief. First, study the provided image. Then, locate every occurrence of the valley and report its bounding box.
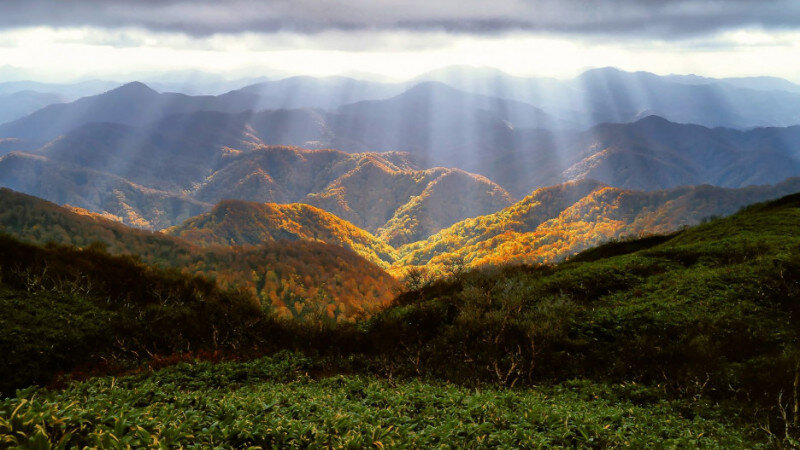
[3,72,800,317]
[4,63,800,447]
[4,180,800,447]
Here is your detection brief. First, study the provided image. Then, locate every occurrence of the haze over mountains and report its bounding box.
[5,65,800,137]
[421,66,800,128]
[3,65,800,281]
[2,67,800,195]
[2,84,800,217]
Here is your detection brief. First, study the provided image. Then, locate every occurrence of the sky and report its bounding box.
[2,0,800,82]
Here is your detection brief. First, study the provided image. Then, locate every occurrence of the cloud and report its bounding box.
[1,0,799,38]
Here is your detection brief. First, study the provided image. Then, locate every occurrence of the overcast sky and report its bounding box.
[2,0,800,82]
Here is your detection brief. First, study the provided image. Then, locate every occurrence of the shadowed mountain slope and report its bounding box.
[416,65,800,128]
[0,128,515,239]
[5,75,800,198]
[558,116,800,190]
[0,82,274,142]
[0,90,64,125]
[0,151,210,229]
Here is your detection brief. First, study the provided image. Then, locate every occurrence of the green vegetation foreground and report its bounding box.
[1,353,762,448]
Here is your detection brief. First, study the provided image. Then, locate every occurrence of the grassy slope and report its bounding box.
[366,192,800,401]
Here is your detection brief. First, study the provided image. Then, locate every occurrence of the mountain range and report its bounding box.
[6,57,800,448]
[2,100,800,233]
[0,82,272,142]
[418,66,800,128]
[0,136,515,241]
[2,66,800,137]
[3,170,800,323]
[116,173,800,275]
[3,66,800,296]
[0,90,64,124]
[3,74,800,201]
[158,174,800,275]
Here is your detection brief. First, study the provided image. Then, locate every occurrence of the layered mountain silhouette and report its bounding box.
[0,140,513,240]
[0,90,64,124]
[329,96,800,195]
[4,159,800,318]
[7,95,800,199]
[571,68,800,127]
[549,116,800,191]
[3,89,800,235]
[8,170,796,281]
[185,148,514,244]
[0,151,210,229]
[8,171,800,295]
[5,66,800,144]
[3,69,800,275]
[0,82,272,142]
[226,75,405,110]
[415,66,800,128]
[0,80,561,185]
[28,111,330,191]
[0,79,119,100]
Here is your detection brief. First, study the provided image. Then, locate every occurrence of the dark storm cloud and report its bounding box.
[0,0,799,37]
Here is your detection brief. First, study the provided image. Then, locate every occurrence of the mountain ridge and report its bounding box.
[166,200,398,267]
[395,176,800,273]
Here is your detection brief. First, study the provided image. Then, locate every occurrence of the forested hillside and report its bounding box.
[0,188,398,319]
[166,200,398,267]
[0,235,262,393]
[5,187,800,447]
[397,177,800,273]
[361,191,800,415]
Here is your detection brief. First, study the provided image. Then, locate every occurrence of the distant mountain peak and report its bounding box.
[585,66,624,73]
[107,81,158,96]
[577,66,627,78]
[417,65,514,79]
[634,115,673,126]
[400,81,458,94]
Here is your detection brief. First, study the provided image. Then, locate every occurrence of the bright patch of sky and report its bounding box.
[1,3,800,83]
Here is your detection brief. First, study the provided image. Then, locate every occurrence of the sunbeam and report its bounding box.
[5,2,800,446]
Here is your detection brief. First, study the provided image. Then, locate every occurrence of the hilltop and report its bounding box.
[166,200,398,267]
